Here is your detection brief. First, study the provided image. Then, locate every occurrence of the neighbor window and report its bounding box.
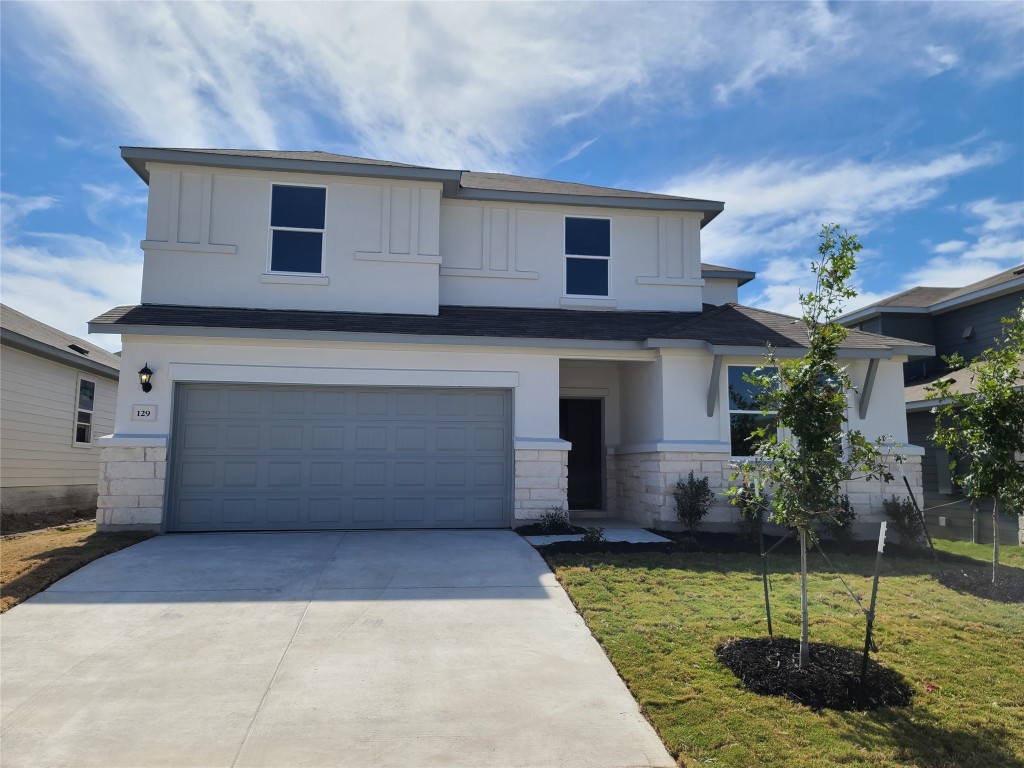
[728,365,777,457]
[565,217,610,296]
[269,184,326,274]
[73,377,96,446]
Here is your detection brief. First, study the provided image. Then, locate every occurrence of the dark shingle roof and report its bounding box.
[141,148,435,170]
[90,303,927,354]
[459,171,703,202]
[120,147,724,220]
[1,304,120,372]
[664,303,922,350]
[841,264,1024,320]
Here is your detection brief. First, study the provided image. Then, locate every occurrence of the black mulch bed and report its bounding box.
[935,567,1024,603]
[514,523,588,536]
[716,637,914,711]
[529,529,984,564]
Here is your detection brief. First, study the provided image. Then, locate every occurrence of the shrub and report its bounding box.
[821,494,857,547]
[538,505,573,534]
[734,481,770,545]
[674,472,716,535]
[884,495,925,547]
[581,526,605,545]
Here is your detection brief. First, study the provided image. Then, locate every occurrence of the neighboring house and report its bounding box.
[89,147,931,534]
[1,304,119,524]
[840,265,1024,544]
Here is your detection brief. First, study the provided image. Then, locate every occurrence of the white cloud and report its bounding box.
[1,194,141,351]
[81,183,148,229]
[7,2,1021,171]
[666,146,1003,313]
[1,192,59,230]
[932,240,969,254]
[904,197,1023,286]
[556,137,599,165]
[921,44,960,76]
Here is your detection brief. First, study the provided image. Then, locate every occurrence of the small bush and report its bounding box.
[734,481,770,544]
[821,494,857,547]
[538,505,573,534]
[884,495,925,547]
[674,472,716,535]
[581,526,605,544]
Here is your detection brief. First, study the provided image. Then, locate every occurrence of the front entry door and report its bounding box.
[559,398,603,510]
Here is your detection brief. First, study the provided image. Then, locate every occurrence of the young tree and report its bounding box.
[729,224,898,669]
[927,309,1024,583]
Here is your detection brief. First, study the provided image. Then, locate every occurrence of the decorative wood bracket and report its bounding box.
[706,354,723,417]
[858,358,879,419]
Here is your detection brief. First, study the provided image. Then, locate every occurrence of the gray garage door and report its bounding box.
[168,385,512,532]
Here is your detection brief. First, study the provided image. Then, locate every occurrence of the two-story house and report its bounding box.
[841,265,1024,545]
[90,147,930,534]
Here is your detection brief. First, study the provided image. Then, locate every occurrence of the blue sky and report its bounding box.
[2,1,1022,350]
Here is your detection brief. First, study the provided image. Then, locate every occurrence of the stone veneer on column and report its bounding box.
[612,451,923,534]
[96,445,167,531]
[513,449,569,522]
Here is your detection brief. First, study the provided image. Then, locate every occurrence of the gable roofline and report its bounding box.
[839,264,1024,325]
[120,147,725,225]
[1,304,120,379]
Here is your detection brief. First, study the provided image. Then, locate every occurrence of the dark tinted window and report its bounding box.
[271,230,323,273]
[566,257,609,296]
[78,379,95,411]
[730,414,776,456]
[565,217,610,257]
[271,185,326,230]
[727,366,776,411]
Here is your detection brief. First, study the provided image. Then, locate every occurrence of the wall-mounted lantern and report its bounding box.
[138,363,153,393]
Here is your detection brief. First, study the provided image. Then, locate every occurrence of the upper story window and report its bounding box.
[728,365,778,457]
[73,377,95,447]
[270,184,326,274]
[565,216,610,297]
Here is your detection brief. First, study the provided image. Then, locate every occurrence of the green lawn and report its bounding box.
[547,539,1024,768]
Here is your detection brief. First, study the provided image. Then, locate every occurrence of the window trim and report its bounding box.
[727,364,779,459]
[563,215,612,298]
[267,182,328,277]
[72,374,96,448]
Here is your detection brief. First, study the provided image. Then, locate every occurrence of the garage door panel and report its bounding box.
[170,385,512,531]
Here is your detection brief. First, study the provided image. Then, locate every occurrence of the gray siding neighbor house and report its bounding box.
[840,265,1024,545]
[0,305,120,528]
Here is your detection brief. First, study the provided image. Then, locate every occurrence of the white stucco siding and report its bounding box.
[141,164,442,315]
[438,200,705,311]
[702,278,740,306]
[619,358,664,446]
[845,358,913,446]
[110,336,568,444]
[0,346,117,488]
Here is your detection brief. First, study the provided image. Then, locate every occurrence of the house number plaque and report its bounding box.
[131,405,157,422]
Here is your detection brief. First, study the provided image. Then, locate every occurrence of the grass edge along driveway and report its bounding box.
[547,540,1024,768]
[1,523,154,613]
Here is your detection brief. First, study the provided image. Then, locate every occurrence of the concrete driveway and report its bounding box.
[1,531,673,768]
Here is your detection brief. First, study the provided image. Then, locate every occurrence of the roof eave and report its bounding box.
[120,147,464,186]
[450,186,724,224]
[700,268,756,286]
[1,329,119,379]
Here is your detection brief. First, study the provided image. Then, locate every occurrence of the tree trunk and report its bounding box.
[992,498,1000,585]
[799,528,810,669]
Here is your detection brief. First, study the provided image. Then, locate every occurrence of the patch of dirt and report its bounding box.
[716,637,914,711]
[514,523,588,536]
[1,523,154,613]
[935,567,1024,603]
[0,509,95,535]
